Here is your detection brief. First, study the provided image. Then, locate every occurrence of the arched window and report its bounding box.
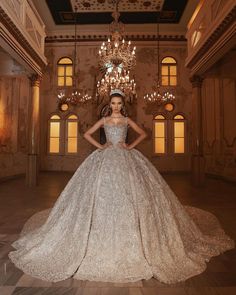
[153,114,166,154]
[173,114,185,153]
[161,57,177,86]
[49,115,61,154]
[66,114,78,154]
[57,57,73,87]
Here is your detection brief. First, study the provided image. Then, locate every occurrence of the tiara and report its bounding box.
[110,89,125,97]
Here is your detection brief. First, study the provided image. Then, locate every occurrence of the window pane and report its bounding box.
[155,138,165,153]
[58,58,72,64]
[161,76,169,86]
[66,77,73,86]
[50,122,60,137]
[50,138,60,153]
[67,138,77,153]
[68,122,77,137]
[155,115,165,119]
[170,66,176,75]
[66,66,72,76]
[174,115,184,119]
[58,77,64,86]
[51,115,60,119]
[155,122,165,137]
[174,138,184,153]
[161,66,168,75]
[174,122,184,137]
[162,57,176,64]
[58,66,65,76]
[68,115,78,119]
[170,76,177,86]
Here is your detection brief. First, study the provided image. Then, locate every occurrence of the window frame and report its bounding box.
[153,114,167,155]
[47,114,64,155]
[161,56,177,87]
[152,112,187,156]
[65,114,79,155]
[172,113,187,154]
[57,57,73,87]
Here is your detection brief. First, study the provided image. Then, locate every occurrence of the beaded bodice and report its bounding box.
[103,117,128,145]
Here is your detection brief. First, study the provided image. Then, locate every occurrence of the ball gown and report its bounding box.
[8,116,234,283]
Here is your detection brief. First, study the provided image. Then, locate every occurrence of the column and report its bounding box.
[190,75,205,187]
[26,74,41,187]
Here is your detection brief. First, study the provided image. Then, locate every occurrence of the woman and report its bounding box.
[8,89,234,284]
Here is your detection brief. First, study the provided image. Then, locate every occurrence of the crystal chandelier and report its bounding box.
[57,89,92,106]
[96,0,137,104]
[98,0,136,72]
[96,67,136,104]
[143,21,175,105]
[57,8,92,108]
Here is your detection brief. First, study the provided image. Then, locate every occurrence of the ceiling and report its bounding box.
[45,0,188,25]
[31,0,199,36]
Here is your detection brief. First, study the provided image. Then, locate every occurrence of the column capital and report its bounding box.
[190,75,203,88]
[29,74,42,87]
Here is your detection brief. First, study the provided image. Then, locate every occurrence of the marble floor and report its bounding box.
[0,172,236,295]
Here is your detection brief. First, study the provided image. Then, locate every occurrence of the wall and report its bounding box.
[0,75,30,180]
[202,49,236,181]
[40,40,193,172]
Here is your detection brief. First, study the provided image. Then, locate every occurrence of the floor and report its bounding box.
[0,172,235,295]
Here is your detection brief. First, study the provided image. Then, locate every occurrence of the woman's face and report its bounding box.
[110,96,123,114]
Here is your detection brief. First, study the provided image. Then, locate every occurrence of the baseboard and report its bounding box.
[206,173,236,184]
[0,173,25,183]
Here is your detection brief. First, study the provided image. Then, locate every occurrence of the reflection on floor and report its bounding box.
[0,172,235,295]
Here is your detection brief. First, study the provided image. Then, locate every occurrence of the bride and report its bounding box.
[8,89,234,284]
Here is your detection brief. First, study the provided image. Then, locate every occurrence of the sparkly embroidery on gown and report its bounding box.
[8,117,234,283]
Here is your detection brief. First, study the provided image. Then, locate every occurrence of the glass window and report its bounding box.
[49,115,61,153]
[66,115,78,153]
[174,115,185,153]
[154,115,166,154]
[57,57,73,87]
[161,57,177,86]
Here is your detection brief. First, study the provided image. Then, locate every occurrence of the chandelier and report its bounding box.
[96,0,137,104]
[143,21,175,105]
[58,89,92,106]
[57,8,92,108]
[96,67,136,104]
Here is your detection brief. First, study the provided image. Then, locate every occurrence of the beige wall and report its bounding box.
[202,50,236,181]
[40,41,193,172]
[0,43,235,182]
[0,76,30,179]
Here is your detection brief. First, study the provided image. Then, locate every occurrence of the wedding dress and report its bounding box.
[8,116,234,284]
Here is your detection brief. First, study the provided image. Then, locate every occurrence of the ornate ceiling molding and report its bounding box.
[45,33,186,43]
[71,0,165,12]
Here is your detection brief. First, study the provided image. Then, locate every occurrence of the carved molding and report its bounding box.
[45,34,187,43]
[29,74,41,87]
[0,7,47,72]
[190,75,203,87]
[187,5,236,69]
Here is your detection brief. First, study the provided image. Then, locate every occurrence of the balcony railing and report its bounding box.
[186,0,235,68]
[0,0,46,57]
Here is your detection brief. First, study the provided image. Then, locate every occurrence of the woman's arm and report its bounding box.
[83,118,111,150]
[122,117,147,150]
